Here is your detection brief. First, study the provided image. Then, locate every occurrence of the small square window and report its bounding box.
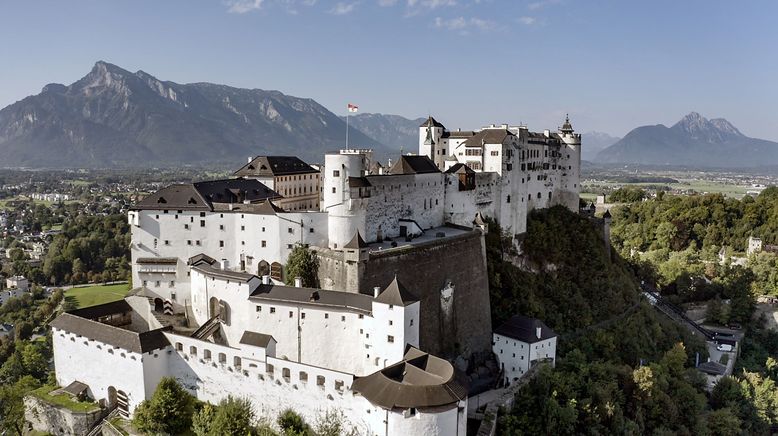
[387,335,395,343]
[288,227,293,234]
[301,312,306,319]
[270,307,276,313]
[219,240,224,247]
[256,306,261,312]
[262,241,267,248]
[325,313,329,319]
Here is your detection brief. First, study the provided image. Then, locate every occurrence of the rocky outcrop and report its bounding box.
[24,395,105,436]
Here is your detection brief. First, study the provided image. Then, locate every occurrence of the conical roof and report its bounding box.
[375,276,419,306]
[420,116,445,128]
[344,231,369,249]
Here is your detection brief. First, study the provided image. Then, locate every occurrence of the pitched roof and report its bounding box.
[698,361,727,376]
[134,179,279,211]
[443,130,476,139]
[239,331,275,348]
[389,155,440,175]
[136,257,178,265]
[234,156,318,178]
[249,284,374,314]
[61,381,89,397]
[462,128,515,147]
[188,253,217,266]
[419,116,445,128]
[444,163,476,174]
[344,232,369,249]
[50,313,170,353]
[375,276,418,307]
[351,346,467,409]
[348,177,372,188]
[192,263,257,283]
[494,315,557,343]
[254,199,286,215]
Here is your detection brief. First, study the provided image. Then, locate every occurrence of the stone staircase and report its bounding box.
[191,315,220,340]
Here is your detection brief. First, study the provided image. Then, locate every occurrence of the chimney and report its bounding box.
[373,286,381,298]
[294,277,303,288]
[220,259,229,270]
[535,326,542,339]
[262,275,271,285]
[248,156,253,164]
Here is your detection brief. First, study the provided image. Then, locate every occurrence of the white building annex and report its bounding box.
[48,115,574,435]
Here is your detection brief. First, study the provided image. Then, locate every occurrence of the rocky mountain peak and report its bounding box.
[671,112,742,143]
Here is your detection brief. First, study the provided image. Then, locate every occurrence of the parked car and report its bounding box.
[728,323,742,330]
[716,344,733,352]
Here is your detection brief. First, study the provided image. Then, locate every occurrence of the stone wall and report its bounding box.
[24,395,105,436]
[360,230,492,358]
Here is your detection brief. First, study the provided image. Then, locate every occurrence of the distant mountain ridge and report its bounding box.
[596,112,778,167]
[341,113,425,152]
[0,61,387,168]
[581,131,620,161]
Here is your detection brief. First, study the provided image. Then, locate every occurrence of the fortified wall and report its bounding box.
[316,229,492,359]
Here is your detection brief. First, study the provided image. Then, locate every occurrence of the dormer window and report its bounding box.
[157,197,167,204]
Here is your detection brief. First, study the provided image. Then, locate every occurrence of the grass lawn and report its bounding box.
[64,283,130,309]
[30,385,100,413]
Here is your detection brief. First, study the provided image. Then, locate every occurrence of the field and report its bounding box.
[0,195,81,210]
[64,283,129,309]
[582,178,750,199]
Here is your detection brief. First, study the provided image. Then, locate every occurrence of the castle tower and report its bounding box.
[419,116,445,168]
[558,114,582,211]
[322,150,370,250]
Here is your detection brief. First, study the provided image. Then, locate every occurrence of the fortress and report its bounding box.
[46,116,576,435]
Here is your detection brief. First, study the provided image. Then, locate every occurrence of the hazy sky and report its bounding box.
[1,0,776,139]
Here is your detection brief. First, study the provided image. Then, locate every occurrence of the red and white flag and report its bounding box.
[347,103,359,113]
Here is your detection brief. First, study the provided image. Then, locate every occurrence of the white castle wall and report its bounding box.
[493,333,557,385]
[52,328,160,415]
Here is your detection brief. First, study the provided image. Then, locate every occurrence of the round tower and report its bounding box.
[322,150,368,249]
[558,114,582,210]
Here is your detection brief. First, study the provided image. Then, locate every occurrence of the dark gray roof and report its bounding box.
[50,313,170,354]
[375,277,418,307]
[462,129,515,147]
[188,253,217,266]
[134,179,279,211]
[249,284,374,314]
[344,232,369,249]
[443,130,476,139]
[444,163,475,174]
[192,263,257,283]
[603,209,612,219]
[69,299,132,320]
[494,315,557,343]
[419,116,445,128]
[234,156,318,178]
[352,346,467,409]
[136,257,178,265]
[348,177,372,188]
[389,155,440,175]
[239,331,275,348]
[698,361,727,376]
[61,381,89,397]
[560,115,574,132]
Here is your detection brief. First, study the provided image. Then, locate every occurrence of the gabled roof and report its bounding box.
[444,163,476,174]
[188,253,217,267]
[443,130,476,139]
[255,199,286,215]
[134,179,279,211]
[239,331,275,348]
[249,284,374,314]
[351,345,467,409]
[344,231,369,249]
[348,177,372,188]
[419,116,445,128]
[388,155,440,175]
[136,257,178,265]
[462,128,515,147]
[192,263,257,283]
[234,156,318,178]
[494,315,557,343]
[375,276,418,307]
[50,305,170,354]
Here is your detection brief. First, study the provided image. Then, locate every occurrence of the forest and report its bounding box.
[491,206,778,435]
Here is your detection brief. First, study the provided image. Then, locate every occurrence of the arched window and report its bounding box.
[258,260,270,277]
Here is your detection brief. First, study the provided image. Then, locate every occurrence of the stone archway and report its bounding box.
[258,260,270,277]
[153,298,164,313]
[107,386,117,409]
[209,297,220,319]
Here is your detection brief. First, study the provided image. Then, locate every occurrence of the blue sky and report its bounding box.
[1,0,776,140]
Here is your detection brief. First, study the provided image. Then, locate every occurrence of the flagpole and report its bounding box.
[346,110,349,151]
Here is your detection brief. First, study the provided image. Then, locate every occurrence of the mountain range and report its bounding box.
[0,61,390,167]
[596,112,778,167]
[341,113,425,153]
[581,131,621,161]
